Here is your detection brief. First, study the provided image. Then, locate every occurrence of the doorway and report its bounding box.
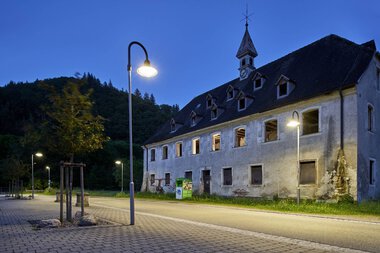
[202,170,211,194]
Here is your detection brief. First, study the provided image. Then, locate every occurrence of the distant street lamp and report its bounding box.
[46,166,51,189]
[127,41,158,225]
[31,152,43,199]
[287,111,301,205]
[115,161,124,193]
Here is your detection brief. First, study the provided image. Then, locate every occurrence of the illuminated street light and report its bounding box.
[287,111,301,205]
[127,41,157,225]
[46,166,51,190]
[115,161,124,193]
[31,152,43,199]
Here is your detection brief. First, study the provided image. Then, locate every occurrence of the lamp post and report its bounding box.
[115,161,124,192]
[127,41,158,225]
[287,111,300,205]
[31,152,43,199]
[46,166,51,189]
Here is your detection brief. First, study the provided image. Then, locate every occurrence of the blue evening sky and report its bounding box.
[1,0,379,107]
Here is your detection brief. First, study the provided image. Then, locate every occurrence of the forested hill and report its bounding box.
[0,74,179,144]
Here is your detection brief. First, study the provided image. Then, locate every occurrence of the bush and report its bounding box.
[338,194,354,204]
[43,187,57,195]
[115,192,128,198]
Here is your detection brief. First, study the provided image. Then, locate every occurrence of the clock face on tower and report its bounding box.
[240,69,247,79]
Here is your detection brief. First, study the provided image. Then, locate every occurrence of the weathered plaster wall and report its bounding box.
[144,90,358,199]
[356,56,380,201]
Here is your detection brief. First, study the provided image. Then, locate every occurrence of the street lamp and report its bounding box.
[115,161,124,193]
[46,166,51,190]
[127,41,158,225]
[287,111,301,205]
[31,152,43,199]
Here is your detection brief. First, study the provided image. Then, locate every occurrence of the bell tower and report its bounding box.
[236,18,258,80]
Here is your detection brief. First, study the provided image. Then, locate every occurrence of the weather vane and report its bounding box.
[241,3,253,28]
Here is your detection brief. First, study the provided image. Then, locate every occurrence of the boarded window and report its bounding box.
[235,127,246,147]
[265,119,278,142]
[279,82,288,97]
[368,105,374,131]
[212,133,221,151]
[185,171,192,181]
[162,146,168,160]
[302,109,319,135]
[211,108,217,119]
[251,165,263,185]
[175,142,182,157]
[300,161,316,184]
[165,173,170,186]
[370,160,375,185]
[150,174,155,186]
[238,98,246,110]
[223,168,232,186]
[255,78,262,89]
[150,149,155,162]
[192,138,200,155]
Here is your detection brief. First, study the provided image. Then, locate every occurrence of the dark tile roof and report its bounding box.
[145,34,375,145]
[236,27,258,58]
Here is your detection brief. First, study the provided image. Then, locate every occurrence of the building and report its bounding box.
[142,23,380,202]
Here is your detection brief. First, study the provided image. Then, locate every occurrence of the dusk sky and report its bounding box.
[1,0,379,107]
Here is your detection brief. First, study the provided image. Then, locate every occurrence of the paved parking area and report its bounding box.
[0,196,353,253]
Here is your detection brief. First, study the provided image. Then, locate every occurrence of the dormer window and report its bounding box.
[252,72,265,91]
[238,97,246,111]
[254,78,262,90]
[276,75,295,99]
[226,85,234,101]
[170,119,176,132]
[206,94,213,109]
[249,58,253,65]
[190,111,197,127]
[211,107,218,120]
[242,59,246,66]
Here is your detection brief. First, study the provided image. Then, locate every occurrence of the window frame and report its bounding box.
[192,137,200,155]
[299,160,317,185]
[211,107,218,120]
[277,81,289,98]
[234,126,246,148]
[249,164,263,186]
[165,172,171,186]
[301,107,321,136]
[175,142,183,158]
[226,86,234,101]
[184,171,193,181]
[254,78,263,90]
[238,97,246,111]
[211,132,221,152]
[162,145,169,160]
[368,103,374,132]
[222,167,233,186]
[264,118,278,142]
[150,148,156,162]
[206,94,213,109]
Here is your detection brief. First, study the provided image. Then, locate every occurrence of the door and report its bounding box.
[202,170,211,194]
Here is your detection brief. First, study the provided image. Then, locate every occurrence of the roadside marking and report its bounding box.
[91,203,369,253]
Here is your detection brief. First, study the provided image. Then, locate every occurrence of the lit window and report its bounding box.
[238,97,246,111]
[150,174,155,186]
[150,149,156,162]
[212,133,221,151]
[192,138,200,155]
[165,173,170,186]
[300,161,316,184]
[368,105,374,132]
[278,82,288,97]
[211,107,218,119]
[302,109,319,135]
[235,127,246,147]
[223,168,232,186]
[265,119,278,142]
[251,165,262,185]
[175,142,183,157]
[162,146,168,160]
[369,160,375,185]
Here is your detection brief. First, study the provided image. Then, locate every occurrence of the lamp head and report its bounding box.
[46,166,50,170]
[115,161,122,165]
[35,152,43,157]
[137,59,158,78]
[287,120,300,127]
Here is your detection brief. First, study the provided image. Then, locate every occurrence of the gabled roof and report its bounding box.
[236,26,258,58]
[145,34,376,145]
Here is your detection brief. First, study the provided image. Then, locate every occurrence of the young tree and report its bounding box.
[42,81,109,162]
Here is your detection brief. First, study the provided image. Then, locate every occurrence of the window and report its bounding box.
[251,165,263,185]
[369,160,375,185]
[162,146,168,160]
[212,133,221,151]
[211,107,218,120]
[249,57,253,65]
[150,149,156,162]
[235,127,246,147]
[242,59,246,66]
[175,142,183,157]
[150,174,155,186]
[264,119,278,142]
[192,138,200,155]
[165,173,170,186]
[368,105,374,132]
[185,171,192,181]
[302,109,319,135]
[227,87,234,100]
[223,168,232,185]
[377,68,380,91]
[238,97,246,111]
[279,82,288,97]
[254,78,262,89]
[191,114,196,126]
[300,161,316,184]
[206,95,213,108]
[170,119,176,132]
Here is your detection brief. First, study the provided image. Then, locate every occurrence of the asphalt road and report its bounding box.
[90,197,380,253]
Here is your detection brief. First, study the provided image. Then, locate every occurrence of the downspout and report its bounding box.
[339,89,344,150]
[142,145,149,192]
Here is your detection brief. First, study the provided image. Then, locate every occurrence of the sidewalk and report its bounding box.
[0,195,351,253]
